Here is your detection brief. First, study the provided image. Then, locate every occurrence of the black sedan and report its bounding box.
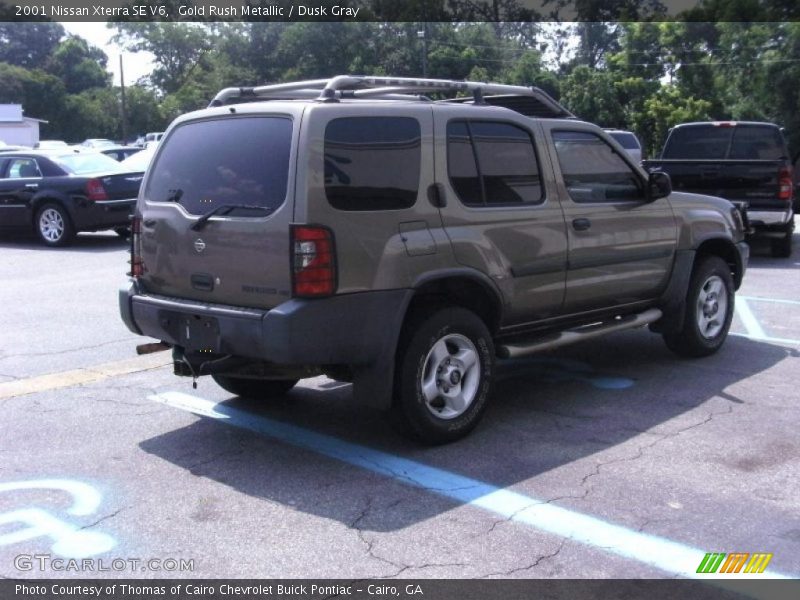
[0,150,144,246]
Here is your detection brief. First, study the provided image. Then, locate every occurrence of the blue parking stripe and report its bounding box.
[152,391,792,580]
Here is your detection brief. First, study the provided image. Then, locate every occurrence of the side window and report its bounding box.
[552,131,643,203]
[447,120,543,207]
[324,116,421,211]
[7,158,42,179]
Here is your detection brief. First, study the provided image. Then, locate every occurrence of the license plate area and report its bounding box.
[178,314,220,353]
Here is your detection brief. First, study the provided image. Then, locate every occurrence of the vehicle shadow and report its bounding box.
[139,331,794,532]
[0,231,127,253]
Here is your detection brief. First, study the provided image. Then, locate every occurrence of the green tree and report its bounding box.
[0,22,65,69]
[46,36,110,94]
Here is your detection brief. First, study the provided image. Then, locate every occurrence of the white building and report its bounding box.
[0,104,48,147]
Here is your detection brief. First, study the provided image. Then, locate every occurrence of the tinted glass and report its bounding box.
[324,117,420,211]
[609,132,640,150]
[552,130,643,203]
[447,120,542,206]
[729,125,786,160]
[52,153,125,175]
[145,117,292,215]
[471,122,542,205]
[662,125,732,159]
[446,121,482,205]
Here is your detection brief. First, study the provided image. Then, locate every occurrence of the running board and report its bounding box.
[497,308,663,359]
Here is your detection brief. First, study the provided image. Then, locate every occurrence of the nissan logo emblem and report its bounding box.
[194,239,206,253]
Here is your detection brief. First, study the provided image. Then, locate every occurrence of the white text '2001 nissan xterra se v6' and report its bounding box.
[120,76,749,444]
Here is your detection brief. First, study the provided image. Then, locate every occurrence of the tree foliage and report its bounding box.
[0,17,798,156]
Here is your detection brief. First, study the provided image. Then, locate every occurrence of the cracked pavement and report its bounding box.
[1,232,799,579]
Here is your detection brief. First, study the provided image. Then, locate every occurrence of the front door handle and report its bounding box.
[25,183,38,190]
[572,218,591,231]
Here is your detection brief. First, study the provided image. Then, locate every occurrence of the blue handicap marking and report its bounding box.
[0,479,116,558]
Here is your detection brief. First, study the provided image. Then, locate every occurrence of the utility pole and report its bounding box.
[119,55,128,143]
[417,25,428,78]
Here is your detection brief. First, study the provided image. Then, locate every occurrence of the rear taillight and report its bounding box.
[85,178,108,201]
[128,215,144,278]
[291,225,336,297]
[778,166,793,201]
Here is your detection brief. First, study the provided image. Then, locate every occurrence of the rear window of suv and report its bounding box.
[662,124,786,160]
[145,116,292,215]
[324,117,421,211]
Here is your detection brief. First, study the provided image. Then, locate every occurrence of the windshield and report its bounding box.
[609,132,640,150]
[144,116,292,215]
[53,152,126,175]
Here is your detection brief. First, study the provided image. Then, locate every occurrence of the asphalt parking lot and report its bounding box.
[0,227,798,581]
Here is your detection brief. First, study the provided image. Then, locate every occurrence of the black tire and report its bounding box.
[770,228,793,258]
[663,255,735,358]
[35,203,75,247]
[114,226,131,240]
[390,306,495,445]
[212,375,297,399]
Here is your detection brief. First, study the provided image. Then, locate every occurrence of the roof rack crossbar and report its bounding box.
[208,75,573,117]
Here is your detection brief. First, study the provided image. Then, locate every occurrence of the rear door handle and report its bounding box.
[24,183,38,190]
[572,218,591,231]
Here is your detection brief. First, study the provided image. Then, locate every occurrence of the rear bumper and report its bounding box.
[119,280,411,367]
[72,198,136,230]
[747,207,793,229]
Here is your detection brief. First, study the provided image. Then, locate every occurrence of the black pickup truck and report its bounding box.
[643,121,795,257]
[0,150,144,246]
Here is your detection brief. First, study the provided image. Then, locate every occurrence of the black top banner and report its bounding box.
[1,0,799,22]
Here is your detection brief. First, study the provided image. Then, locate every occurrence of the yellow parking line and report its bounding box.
[0,353,171,400]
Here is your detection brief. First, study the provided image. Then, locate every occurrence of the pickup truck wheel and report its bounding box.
[770,227,793,258]
[212,375,297,399]
[663,255,734,357]
[391,307,494,444]
[35,203,75,247]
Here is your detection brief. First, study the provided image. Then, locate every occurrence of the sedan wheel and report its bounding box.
[36,204,74,246]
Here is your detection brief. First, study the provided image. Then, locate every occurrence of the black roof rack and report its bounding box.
[208,75,574,119]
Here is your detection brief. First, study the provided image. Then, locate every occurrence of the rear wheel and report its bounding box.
[390,306,495,444]
[663,255,734,357]
[35,203,74,247]
[212,375,297,399]
[114,226,131,240]
[770,226,793,258]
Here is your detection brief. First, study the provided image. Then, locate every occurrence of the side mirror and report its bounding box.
[647,170,672,201]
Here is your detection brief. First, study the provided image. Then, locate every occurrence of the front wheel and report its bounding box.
[212,375,297,399]
[663,255,735,357]
[35,203,75,247]
[390,307,495,444]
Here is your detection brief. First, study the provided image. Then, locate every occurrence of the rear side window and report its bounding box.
[145,117,292,215]
[662,125,732,159]
[7,158,42,179]
[447,120,543,207]
[324,117,421,211]
[729,126,786,160]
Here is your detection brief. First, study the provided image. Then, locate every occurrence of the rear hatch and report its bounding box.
[661,123,788,209]
[137,113,297,309]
